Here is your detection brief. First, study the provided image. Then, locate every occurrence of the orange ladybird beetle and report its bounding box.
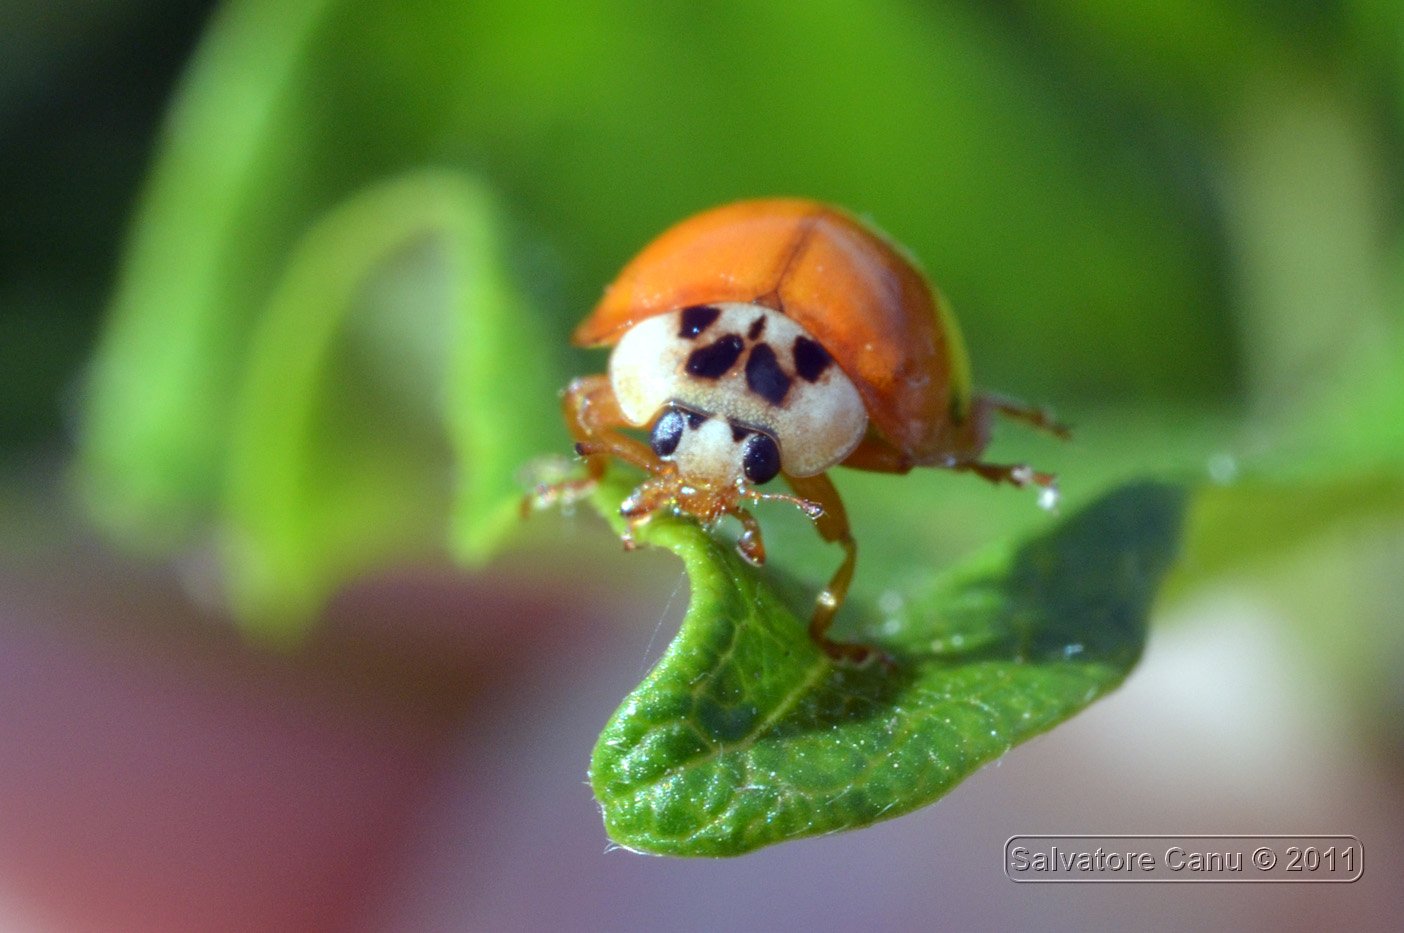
[533,198,1067,663]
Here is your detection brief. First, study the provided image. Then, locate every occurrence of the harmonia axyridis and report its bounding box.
[534,198,1066,663]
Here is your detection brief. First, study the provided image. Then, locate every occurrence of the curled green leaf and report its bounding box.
[223,170,556,638]
[588,479,1186,856]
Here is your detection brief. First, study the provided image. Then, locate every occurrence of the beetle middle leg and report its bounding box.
[941,392,1064,506]
[784,471,881,666]
[844,392,1067,507]
[949,459,1060,509]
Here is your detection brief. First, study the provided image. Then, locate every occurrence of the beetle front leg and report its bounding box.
[525,374,661,513]
[784,471,880,666]
[731,506,767,567]
[562,374,659,473]
[618,471,685,551]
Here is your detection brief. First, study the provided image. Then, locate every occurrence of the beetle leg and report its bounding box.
[562,373,658,473]
[525,374,660,512]
[730,506,768,566]
[939,392,1065,508]
[784,472,880,666]
[977,392,1071,440]
[951,459,1057,489]
[949,459,1060,510]
[617,471,685,551]
[843,394,1066,509]
[940,391,1070,462]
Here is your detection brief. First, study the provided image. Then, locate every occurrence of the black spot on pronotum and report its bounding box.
[678,305,721,339]
[650,408,686,457]
[792,335,833,382]
[685,334,745,379]
[729,421,752,442]
[684,409,709,430]
[747,315,767,341]
[741,432,782,484]
[744,343,792,405]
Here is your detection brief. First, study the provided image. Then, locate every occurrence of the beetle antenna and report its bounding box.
[748,490,825,520]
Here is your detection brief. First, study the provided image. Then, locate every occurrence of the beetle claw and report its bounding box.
[735,530,766,567]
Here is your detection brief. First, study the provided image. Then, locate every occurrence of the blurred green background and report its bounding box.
[2,0,1403,929]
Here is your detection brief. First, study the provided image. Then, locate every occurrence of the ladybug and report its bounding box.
[534,199,1066,663]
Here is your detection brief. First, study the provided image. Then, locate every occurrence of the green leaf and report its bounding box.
[589,479,1186,856]
[222,170,556,639]
[74,0,333,549]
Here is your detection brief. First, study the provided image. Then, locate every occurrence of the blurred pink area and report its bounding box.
[2,514,1402,932]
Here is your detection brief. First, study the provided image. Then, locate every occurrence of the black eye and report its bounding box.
[650,408,686,457]
[741,432,781,485]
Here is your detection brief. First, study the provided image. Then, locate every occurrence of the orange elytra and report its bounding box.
[532,198,1067,664]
